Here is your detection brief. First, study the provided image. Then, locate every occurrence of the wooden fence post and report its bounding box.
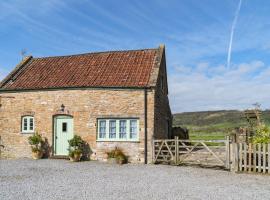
[152,138,155,164]
[232,142,239,172]
[175,136,179,165]
[263,144,266,173]
[229,140,233,172]
[230,142,235,172]
[243,144,247,171]
[253,144,257,172]
[225,136,230,170]
[258,143,262,173]
[236,143,240,172]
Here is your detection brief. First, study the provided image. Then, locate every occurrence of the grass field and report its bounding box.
[173,110,270,141]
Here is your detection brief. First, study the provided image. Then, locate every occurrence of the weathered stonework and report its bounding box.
[0,88,156,163]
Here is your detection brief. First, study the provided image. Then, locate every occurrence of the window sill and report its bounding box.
[96,139,140,143]
[21,132,35,134]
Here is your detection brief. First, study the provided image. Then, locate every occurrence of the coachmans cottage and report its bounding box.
[0,45,172,163]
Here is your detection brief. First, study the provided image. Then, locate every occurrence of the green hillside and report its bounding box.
[173,110,270,140]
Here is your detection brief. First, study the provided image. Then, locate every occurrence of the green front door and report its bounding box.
[54,116,74,156]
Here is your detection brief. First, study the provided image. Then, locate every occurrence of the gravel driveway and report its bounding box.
[1,159,270,200]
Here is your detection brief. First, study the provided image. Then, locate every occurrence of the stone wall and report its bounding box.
[153,51,172,140]
[0,88,155,163]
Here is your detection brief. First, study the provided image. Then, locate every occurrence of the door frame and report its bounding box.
[52,114,73,156]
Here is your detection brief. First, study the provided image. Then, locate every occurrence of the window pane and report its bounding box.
[109,120,116,138]
[130,120,137,139]
[23,118,28,131]
[119,120,127,139]
[29,118,34,131]
[62,122,67,132]
[99,120,106,138]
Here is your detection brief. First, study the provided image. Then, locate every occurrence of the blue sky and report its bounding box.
[1,0,270,113]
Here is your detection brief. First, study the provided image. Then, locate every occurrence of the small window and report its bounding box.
[97,119,139,141]
[62,122,67,132]
[21,116,35,133]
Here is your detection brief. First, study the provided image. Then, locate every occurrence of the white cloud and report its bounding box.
[169,61,270,113]
[196,62,209,72]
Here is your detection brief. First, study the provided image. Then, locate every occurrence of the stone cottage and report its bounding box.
[0,45,172,163]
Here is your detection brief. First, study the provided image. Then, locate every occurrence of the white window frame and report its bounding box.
[21,116,35,133]
[97,119,139,142]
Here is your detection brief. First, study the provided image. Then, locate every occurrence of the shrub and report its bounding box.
[251,124,270,144]
[106,147,127,164]
[68,135,84,149]
[28,132,44,152]
[68,135,84,158]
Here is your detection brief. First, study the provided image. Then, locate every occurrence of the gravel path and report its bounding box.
[1,159,270,200]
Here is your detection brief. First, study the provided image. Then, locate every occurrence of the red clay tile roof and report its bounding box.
[0,47,162,90]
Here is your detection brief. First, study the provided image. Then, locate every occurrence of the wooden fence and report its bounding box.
[232,143,270,173]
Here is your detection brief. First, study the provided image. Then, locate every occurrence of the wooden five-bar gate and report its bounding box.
[153,137,230,169]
